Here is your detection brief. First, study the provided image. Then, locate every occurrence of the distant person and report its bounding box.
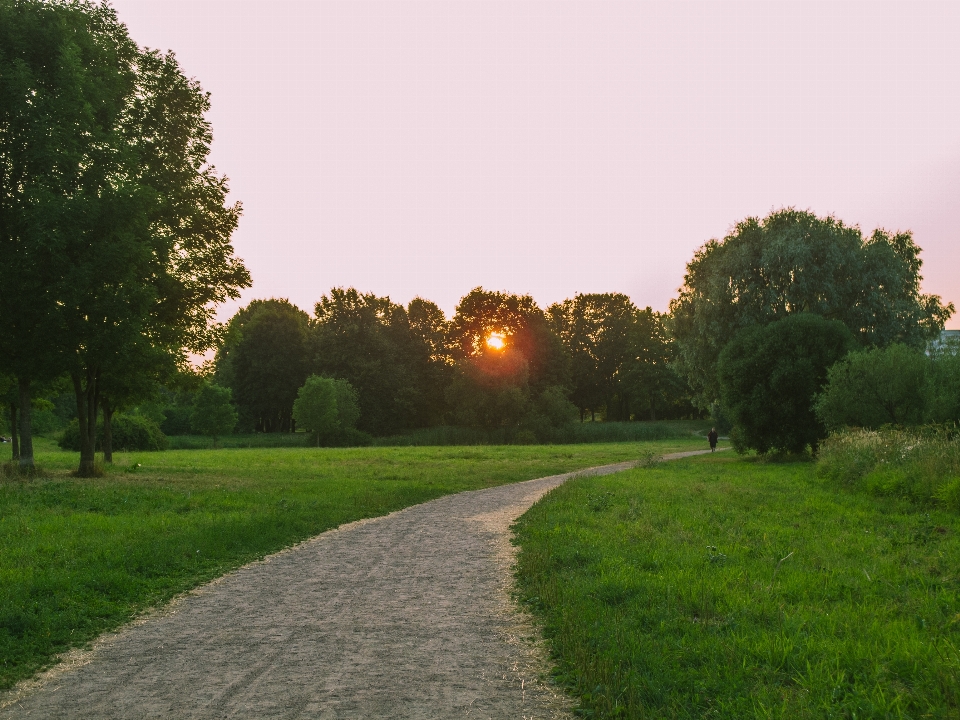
[707,427,718,452]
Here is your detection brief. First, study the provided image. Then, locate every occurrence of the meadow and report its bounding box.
[513,452,960,719]
[0,435,705,690]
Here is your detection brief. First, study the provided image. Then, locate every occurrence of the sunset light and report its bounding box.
[486,332,505,350]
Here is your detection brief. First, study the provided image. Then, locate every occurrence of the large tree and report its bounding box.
[669,208,953,408]
[0,1,249,474]
[217,299,312,433]
[313,289,443,435]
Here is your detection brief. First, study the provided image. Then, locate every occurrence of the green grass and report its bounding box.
[817,427,960,511]
[513,452,960,719]
[0,435,705,691]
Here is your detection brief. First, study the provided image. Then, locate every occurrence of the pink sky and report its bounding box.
[112,0,960,326]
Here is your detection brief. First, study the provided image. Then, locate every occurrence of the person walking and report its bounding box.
[707,427,718,452]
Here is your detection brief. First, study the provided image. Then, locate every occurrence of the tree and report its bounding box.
[717,314,855,455]
[190,383,237,447]
[449,288,570,395]
[446,346,532,431]
[670,208,953,409]
[313,289,440,435]
[330,378,361,430]
[0,1,250,475]
[547,293,636,420]
[292,376,339,445]
[815,345,929,430]
[218,300,311,432]
[547,295,693,421]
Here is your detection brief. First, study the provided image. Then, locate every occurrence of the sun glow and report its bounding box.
[486,332,506,350]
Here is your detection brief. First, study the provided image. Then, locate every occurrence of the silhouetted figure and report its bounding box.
[708,428,718,452]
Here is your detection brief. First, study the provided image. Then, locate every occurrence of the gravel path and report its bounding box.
[1,449,719,719]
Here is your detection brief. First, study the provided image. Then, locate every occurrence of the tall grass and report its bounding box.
[817,426,960,511]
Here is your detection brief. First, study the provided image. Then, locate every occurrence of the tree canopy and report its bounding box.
[0,0,249,474]
[670,208,953,408]
[217,299,311,433]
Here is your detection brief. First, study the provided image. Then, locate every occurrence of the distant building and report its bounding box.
[928,329,960,355]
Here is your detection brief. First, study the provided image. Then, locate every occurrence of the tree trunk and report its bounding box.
[72,366,101,477]
[8,403,18,461]
[102,398,114,463]
[17,377,34,470]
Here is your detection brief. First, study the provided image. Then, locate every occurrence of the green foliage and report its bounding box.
[927,349,960,425]
[718,314,855,454]
[58,414,168,452]
[0,437,697,690]
[817,426,960,510]
[0,0,249,474]
[446,347,532,430]
[292,376,339,439]
[815,344,930,430]
[313,289,448,435]
[548,294,692,421]
[189,384,238,445]
[448,288,570,395]
[217,299,312,433]
[514,455,960,718]
[670,208,954,407]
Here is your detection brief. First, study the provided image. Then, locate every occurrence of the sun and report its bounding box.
[486,332,506,350]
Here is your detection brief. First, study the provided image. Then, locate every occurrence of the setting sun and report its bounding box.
[486,332,505,350]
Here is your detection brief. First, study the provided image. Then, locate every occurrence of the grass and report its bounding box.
[374,420,711,447]
[0,435,706,691]
[513,452,960,719]
[817,426,960,511]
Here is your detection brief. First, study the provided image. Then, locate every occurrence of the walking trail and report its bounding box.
[1,449,721,719]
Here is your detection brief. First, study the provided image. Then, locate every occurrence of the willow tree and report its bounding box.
[0,1,249,475]
[669,208,954,408]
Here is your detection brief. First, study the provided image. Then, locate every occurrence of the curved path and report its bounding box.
[1,449,719,719]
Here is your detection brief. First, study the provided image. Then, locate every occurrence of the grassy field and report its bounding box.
[0,435,705,691]
[513,452,960,719]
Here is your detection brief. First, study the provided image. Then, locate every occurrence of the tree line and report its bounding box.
[209,288,692,441]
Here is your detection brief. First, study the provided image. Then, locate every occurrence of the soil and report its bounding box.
[1,450,719,719]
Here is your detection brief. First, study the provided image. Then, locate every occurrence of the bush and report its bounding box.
[815,344,929,430]
[817,426,960,510]
[59,414,168,452]
[718,314,855,455]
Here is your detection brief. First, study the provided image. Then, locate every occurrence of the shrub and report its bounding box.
[817,426,960,510]
[815,344,929,430]
[718,314,856,455]
[59,414,168,452]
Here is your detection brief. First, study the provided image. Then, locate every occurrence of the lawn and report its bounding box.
[513,452,960,719]
[0,435,705,690]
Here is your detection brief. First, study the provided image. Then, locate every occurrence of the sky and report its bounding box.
[111,0,960,326]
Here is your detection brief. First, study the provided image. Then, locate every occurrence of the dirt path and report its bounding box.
[1,449,720,719]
